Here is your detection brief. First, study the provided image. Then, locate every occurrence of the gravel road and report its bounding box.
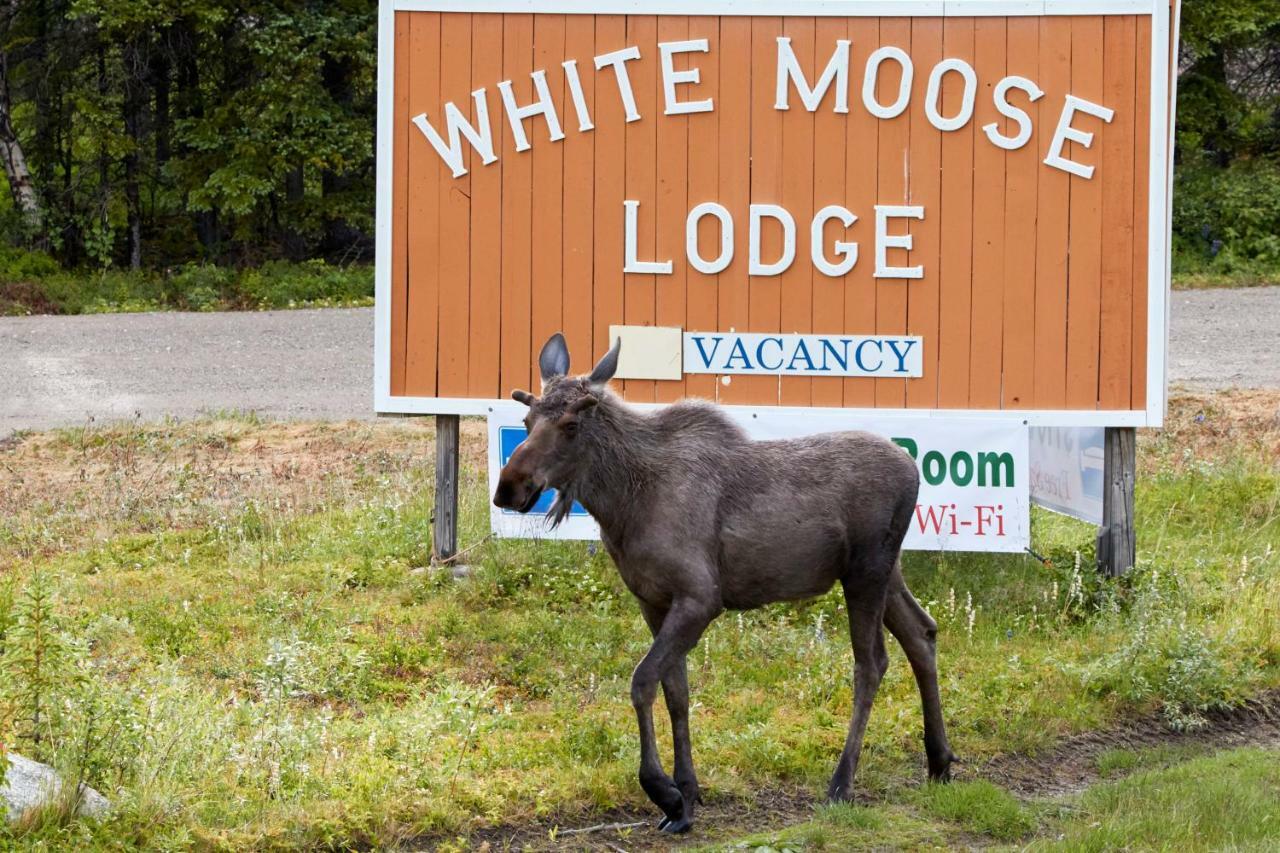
[2,287,1276,434]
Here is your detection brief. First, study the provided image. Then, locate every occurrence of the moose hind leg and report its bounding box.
[884,569,958,782]
[827,580,890,803]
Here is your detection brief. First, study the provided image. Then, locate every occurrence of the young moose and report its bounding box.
[494,334,958,834]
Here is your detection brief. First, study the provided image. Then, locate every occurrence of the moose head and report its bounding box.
[492,333,621,516]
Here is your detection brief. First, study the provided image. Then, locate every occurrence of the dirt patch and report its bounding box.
[440,693,1280,851]
[979,689,1280,797]
[0,416,488,567]
[1147,389,1280,473]
[440,786,817,853]
[0,280,60,316]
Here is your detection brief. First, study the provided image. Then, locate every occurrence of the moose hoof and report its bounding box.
[825,780,855,804]
[658,815,693,834]
[928,752,960,783]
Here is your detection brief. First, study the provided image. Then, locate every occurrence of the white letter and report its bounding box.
[659,40,713,116]
[748,204,796,276]
[410,89,498,179]
[562,59,594,131]
[595,47,642,122]
[775,37,850,113]
[862,46,913,120]
[497,70,565,153]
[810,205,858,277]
[623,200,673,274]
[983,75,1044,150]
[874,205,924,279]
[686,202,734,274]
[1044,94,1115,179]
[924,58,977,132]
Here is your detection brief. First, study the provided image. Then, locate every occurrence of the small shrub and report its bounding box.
[0,247,60,280]
[238,260,373,308]
[1173,159,1280,276]
[1079,569,1253,731]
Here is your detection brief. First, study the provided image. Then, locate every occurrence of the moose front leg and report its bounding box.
[632,598,716,834]
[640,604,701,829]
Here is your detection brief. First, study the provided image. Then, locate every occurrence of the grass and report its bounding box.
[1036,747,1280,852]
[1172,269,1280,290]
[0,250,372,315]
[0,390,1276,849]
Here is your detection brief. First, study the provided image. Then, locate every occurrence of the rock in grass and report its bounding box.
[2,753,110,823]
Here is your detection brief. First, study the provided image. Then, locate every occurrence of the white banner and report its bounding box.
[1029,427,1105,524]
[488,406,1029,552]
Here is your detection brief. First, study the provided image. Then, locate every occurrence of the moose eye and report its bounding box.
[561,419,579,438]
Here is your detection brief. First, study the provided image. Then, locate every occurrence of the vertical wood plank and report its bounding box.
[905,17,942,409]
[623,14,659,402]
[655,15,690,402]
[562,15,596,375]
[745,15,784,406]
[433,414,460,561]
[968,17,1006,409]
[1096,426,1136,576]
[843,17,879,408]
[936,16,974,408]
[437,13,473,397]
[390,13,410,397]
[405,12,441,397]
[1001,16,1040,409]
[812,16,848,408]
[468,13,503,398]
[1099,15,1137,409]
[1065,15,1105,409]
[685,16,720,401]
[874,17,911,408]
[780,16,816,407]
[1131,14,1152,411]
[530,14,566,382]
[499,14,533,397]
[716,16,753,404]
[592,15,627,369]
[1033,16,1072,408]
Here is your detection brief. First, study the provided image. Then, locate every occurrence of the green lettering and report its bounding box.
[978,451,1014,487]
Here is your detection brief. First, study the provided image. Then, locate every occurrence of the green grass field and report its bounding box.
[0,390,1277,850]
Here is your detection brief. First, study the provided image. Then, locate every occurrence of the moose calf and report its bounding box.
[494,333,957,834]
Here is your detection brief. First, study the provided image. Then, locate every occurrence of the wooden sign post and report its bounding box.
[374,0,1181,569]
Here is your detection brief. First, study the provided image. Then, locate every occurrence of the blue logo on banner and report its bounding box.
[497,427,589,517]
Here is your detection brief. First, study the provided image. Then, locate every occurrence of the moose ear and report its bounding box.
[587,337,622,388]
[538,333,570,382]
[511,389,536,406]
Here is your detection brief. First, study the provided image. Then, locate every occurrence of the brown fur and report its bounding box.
[495,334,958,833]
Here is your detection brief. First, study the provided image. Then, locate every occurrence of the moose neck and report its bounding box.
[567,394,659,537]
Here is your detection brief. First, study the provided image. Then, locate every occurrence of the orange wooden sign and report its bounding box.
[374,0,1179,426]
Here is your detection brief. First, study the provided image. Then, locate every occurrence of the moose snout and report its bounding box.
[493,473,544,513]
[492,478,517,509]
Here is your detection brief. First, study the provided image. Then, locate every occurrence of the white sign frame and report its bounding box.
[374,0,1177,428]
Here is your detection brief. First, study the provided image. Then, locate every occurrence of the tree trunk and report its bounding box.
[122,36,144,269]
[0,43,42,234]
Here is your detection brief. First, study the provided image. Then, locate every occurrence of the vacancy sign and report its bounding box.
[375,0,1178,427]
[489,406,1030,552]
